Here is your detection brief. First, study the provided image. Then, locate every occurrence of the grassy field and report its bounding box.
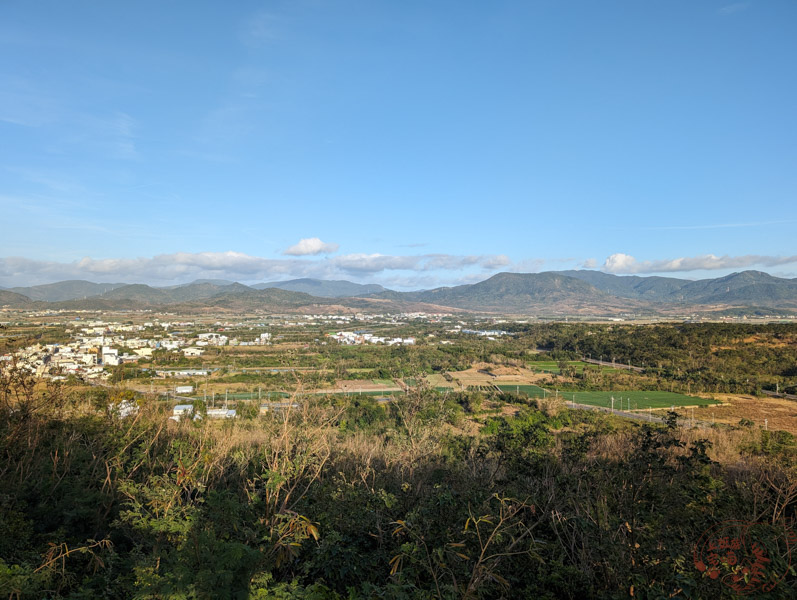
[496,384,548,398]
[565,390,718,410]
[497,385,717,410]
[323,389,403,397]
[204,391,292,401]
[526,360,619,374]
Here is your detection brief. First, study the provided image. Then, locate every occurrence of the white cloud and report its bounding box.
[581,258,598,269]
[603,253,639,273]
[503,258,545,273]
[602,253,797,274]
[330,253,510,274]
[332,253,418,272]
[0,250,520,289]
[283,238,340,256]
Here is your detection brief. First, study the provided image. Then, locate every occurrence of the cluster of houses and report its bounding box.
[328,331,416,346]
[169,400,300,422]
[1,318,272,381]
[281,312,453,327]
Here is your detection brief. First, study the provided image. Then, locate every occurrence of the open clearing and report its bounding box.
[451,364,548,388]
[332,379,403,393]
[674,394,797,434]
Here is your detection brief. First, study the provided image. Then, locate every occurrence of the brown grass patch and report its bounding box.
[674,394,797,435]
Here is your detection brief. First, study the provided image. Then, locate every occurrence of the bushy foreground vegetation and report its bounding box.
[1,368,795,599]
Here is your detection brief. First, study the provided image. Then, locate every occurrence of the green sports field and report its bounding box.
[497,385,717,410]
[496,384,548,398]
[562,390,718,410]
[372,378,397,387]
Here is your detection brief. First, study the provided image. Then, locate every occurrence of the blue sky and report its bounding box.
[1,0,795,288]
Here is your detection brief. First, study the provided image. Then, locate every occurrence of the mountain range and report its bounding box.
[1,271,796,316]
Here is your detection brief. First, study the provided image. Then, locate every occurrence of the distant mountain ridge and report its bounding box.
[556,270,797,305]
[7,280,128,302]
[373,272,634,313]
[0,290,32,306]
[2,271,796,314]
[252,278,387,297]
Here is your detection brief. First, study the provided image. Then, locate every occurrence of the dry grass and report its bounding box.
[332,379,402,393]
[451,363,547,388]
[674,394,797,435]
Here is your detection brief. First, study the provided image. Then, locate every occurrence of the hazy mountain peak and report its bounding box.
[252,278,387,298]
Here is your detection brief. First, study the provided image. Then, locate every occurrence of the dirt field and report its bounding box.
[448,364,548,388]
[332,379,403,393]
[674,394,797,435]
[426,373,455,388]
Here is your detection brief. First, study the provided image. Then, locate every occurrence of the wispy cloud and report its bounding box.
[58,111,140,159]
[503,258,545,273]
[100,112,139,159]
[240,11,284,48]
[0,82,61,127]
[331,253,510,273]
[602,253,797,274]
[4,166,86,194]
[644,219,796,231]
[719,3,749,16]
[283,238,340,256]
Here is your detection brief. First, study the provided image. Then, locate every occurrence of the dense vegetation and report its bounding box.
[1,362,795,599]
[492,323,797,395]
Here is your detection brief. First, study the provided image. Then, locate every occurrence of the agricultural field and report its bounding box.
[450,364,547,388]
[426,373,455,389]
[526,360,620,374]
[496,383,548,398]
[332,378,403,394]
